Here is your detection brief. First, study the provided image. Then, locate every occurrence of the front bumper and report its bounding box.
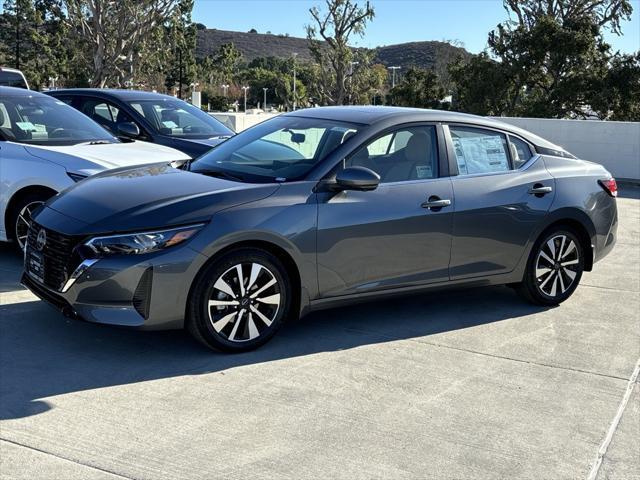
[22,244,208,330]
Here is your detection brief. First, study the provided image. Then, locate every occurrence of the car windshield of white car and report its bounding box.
[0,95,117,146]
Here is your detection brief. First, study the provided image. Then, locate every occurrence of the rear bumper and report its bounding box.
[593,199,618,264]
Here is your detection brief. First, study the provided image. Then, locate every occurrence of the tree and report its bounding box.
[64,0,180,88]
[306,0,374,105]
[590,52,640,120]
[0,0,68,89]
[451,0,635,118]
[388,67,446,109]
[163,0,196,97]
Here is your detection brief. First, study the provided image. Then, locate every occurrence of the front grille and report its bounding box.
[27,222,81,291]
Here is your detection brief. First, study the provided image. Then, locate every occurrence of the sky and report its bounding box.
[193,0,640,54]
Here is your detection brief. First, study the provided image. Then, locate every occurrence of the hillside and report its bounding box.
[195,28,471,71]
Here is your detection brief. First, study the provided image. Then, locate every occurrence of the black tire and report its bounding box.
[187,249,291,352]
[7,192,53,251]
[516,227,584,306]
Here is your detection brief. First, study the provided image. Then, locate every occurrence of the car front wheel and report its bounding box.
[10,193,52,251]
[187,249,291,352]
[517,227,584,306]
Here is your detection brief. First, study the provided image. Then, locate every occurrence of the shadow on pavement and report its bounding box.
[0,284,550,420]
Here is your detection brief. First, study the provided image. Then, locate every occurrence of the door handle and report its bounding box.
[528,184,553,196]
[421,197,452,210]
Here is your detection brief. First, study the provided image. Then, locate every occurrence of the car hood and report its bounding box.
[24,141,190,175]
[38,164,279,235]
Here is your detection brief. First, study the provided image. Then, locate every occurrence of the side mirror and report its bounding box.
[335,166,380,191]
[117,122,140,139]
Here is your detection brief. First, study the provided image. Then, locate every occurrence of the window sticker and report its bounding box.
[453,135,509,174]
[162,120,178,128]
[416,165,432,179]
[16,121,37,132]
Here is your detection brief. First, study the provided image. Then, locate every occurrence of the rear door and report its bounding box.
[446,125,555,279]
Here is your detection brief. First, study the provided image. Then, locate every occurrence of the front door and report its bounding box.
[316,124,454,298]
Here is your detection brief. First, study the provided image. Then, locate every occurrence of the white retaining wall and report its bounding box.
[497,117,640,181]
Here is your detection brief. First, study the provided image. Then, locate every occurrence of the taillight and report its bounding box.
[598,178,618,197]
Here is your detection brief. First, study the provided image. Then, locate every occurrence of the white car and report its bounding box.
[0,86,190,249]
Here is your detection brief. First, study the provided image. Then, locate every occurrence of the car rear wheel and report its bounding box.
[9,193,52,251]
[516,227,584,306]
[187,249,291,352]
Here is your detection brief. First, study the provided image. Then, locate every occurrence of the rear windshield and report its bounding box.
[0,70,28,89]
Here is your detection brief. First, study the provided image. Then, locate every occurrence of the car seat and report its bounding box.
[383,132,433,182]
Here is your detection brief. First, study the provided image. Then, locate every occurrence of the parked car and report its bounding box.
[0,86,190,249]
[0,67,29,89]
[47,89,234,158]
[22,107,618,352]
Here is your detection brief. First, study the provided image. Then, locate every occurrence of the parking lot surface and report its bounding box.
[1,187,638,480]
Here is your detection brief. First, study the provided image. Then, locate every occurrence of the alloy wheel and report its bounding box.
[207,262,281,342]
[15,201,44,250]
[535,234,580,297]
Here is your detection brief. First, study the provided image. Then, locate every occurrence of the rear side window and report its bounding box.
[509,136,534,168]
[450,126,510,175]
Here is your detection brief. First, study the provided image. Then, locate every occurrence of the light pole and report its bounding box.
[292,52,298,111]
[349,61,360,104]
[263,87,268,110]
[242,86,249,112]
[388,66,401,88]
[221,84,229,97]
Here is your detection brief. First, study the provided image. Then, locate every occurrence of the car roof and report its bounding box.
[286,106,561,150]
[47,88,179,102]
[0,86,44,97]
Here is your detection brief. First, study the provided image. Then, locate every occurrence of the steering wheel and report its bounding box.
[49,128,66,138]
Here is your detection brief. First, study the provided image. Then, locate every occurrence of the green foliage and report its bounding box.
[590,52,640,120]
[388,67,447,109]
[163,0,197,97]
[0,0,69,89]
[306,0,375,105]
[451,0,638,119]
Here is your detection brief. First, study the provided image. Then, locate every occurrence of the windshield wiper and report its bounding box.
[77,140,112,146]
[193,168,245,182]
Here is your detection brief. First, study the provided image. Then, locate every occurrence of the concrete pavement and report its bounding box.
[1,187,638,479]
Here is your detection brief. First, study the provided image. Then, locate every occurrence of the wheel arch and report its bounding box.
[534,211,596,272]
[5,185,58,241]
[187,239,305,321]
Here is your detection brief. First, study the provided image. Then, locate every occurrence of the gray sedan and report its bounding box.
[22,107,618,352]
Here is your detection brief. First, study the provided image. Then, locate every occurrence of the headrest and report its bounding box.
[405,132,432,163]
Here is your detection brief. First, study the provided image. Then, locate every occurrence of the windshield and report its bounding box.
[126,98,233,139]
[0,95,117,146]
[190,116,360,182]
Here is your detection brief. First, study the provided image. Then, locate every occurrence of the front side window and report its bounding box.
[0,95,117,146]
[345,126,438,183]
[191,116,360,182]
[450,126,511,175]
[127,98,232,139]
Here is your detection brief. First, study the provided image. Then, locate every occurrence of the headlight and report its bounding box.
[84,224,205,256]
